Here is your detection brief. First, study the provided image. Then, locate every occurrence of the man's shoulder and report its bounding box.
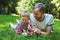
[44,14,54,23]
[30,14,34,18]
[30,14,33,16]
[44,14,53,18]
[30,14,36,23]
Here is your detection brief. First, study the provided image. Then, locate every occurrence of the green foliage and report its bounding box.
[16,0,60,19]
[51,0,60,19]
[16,0,37,14]
[0,0,60,19]
[0,0,19,14]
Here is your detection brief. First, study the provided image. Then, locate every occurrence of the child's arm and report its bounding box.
[9,22,16,29]
[15,22,21,30]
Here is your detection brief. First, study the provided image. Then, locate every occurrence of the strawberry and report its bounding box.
[17,29,22,33]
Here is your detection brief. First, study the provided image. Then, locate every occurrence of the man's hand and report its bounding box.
[34,28,41,34]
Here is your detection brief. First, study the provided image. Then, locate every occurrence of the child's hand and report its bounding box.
[28,24,32,30]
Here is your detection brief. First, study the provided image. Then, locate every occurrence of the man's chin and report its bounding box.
[36,18,43,22]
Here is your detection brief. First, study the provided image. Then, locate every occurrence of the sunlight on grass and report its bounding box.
[54,19,60,21]
[10,14,19,16]
[55,27,60,30]
[0,24,4,27]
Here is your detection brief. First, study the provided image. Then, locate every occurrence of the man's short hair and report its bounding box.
[33,3,45,12]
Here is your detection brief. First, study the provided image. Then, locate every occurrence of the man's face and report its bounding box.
[33,8,44,20]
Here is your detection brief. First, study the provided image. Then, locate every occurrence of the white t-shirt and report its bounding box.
[30,14,54,30]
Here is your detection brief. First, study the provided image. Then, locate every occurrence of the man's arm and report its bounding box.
[40,26,52,35]
[40,15,54,35]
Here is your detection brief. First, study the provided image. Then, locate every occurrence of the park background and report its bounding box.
[0,0,60,40]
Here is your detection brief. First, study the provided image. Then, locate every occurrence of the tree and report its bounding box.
[16,0,38,14]
[51,0,60,19]
[0,0,19,14]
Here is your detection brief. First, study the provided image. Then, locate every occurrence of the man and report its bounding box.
[30,3,54,35]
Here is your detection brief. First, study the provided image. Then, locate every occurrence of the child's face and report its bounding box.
[21,17,29,25]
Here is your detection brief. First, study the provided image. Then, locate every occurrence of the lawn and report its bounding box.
[0,14,60,40]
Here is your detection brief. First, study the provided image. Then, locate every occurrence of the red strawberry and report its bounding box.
[17,29,22,33]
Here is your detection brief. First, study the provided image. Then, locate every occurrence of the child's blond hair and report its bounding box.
[20,10,30,19]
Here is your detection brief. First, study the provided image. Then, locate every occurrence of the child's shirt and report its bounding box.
[15,21,32,33]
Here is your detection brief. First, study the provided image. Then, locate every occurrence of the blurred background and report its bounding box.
[0,0,60,19]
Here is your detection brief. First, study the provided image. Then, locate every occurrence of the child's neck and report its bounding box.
[22,22,28,25]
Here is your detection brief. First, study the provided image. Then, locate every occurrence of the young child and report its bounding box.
[9,10,33,36]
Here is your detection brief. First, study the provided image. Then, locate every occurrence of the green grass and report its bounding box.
[0,14,60,40]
